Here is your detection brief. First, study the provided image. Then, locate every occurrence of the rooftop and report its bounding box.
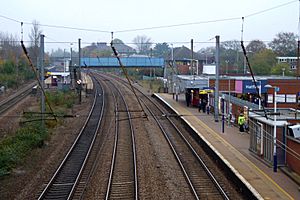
[250,108,300,126]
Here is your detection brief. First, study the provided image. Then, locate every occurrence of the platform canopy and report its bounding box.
[81,57,164,68]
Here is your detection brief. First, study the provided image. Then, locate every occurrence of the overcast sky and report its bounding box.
[0,0,299,52]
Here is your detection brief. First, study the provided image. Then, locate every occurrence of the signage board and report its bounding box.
[199,89,214,94]
[242,80,267,93]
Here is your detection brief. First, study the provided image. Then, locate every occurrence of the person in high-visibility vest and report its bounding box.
[238,113,246,132]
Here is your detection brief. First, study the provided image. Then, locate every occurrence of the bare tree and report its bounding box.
[221,40,241,51]
[220,40,243,70]
[246,40,267,54]
[28,20,42,67]
[269,32,297,56]
[132,35,152,54]
[0,32,20,61]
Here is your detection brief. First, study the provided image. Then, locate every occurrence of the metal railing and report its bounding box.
[221,93,259,110]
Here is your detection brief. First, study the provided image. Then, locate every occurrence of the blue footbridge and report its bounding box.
[81,57,165,68]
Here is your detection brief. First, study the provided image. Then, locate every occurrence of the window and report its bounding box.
[268,94,273,103]
[276,94,285,103]
[286,94,296,103]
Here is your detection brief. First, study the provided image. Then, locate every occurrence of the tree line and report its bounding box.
[0,19,299,91]
[84,33,298,76]
[0,20,45,90]
[199,32,298,76]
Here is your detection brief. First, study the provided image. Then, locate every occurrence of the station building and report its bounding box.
[208,75,300,116]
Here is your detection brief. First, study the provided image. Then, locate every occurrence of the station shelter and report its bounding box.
[249,111,287,167]
[169,75,209,107]
[45,72,70,88]
[185,87,213,107]
[248,109,300,175]
[185,88,199,107]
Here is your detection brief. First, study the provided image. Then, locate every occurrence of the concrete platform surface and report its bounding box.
[155,93,300,200]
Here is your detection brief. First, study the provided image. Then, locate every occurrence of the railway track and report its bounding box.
[104,76,138,200]
[99,72,244,199]
[142,98,230,199]
[0,82,36,115]
[38,78,104,200]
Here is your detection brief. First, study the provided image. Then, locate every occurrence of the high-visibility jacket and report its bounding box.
[238,115,245,125]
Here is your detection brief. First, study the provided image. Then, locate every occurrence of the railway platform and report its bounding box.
[81,72,93,91]
[154,93,300,200]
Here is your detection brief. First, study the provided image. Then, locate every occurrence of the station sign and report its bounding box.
[242,80,267,93]
[199,89,214,94]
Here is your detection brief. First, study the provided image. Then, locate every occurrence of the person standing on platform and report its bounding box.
[198,98,202,112]
[238,113,245,132]
[202,98,207,113]
[206,102,210,114]
[185,91,191,107]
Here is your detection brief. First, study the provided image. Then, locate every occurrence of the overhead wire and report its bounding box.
[241,41,269,119]
[114,17,241,33]
[0,0,297,35]
[110,40,147,119]
[0,14,111,33]
[20,39,57,122]
[245,0,297,18]
[0,14,21,23]
[1,1,299,164]
[44,35,77,50]
[2,39,277,45]
[38,23,111,33]
[238,1,300,163]
[114,0,297,33]
[239,13,269,119]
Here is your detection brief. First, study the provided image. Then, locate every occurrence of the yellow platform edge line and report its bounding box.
[194,115,294,200]
[154,93,294,200]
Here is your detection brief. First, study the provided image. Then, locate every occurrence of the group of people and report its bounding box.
[185,91,209,114]
[185,90,247,132]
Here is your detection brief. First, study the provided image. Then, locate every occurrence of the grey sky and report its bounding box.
[0,0,298,52]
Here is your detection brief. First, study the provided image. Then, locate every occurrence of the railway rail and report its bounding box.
[141,98,230,199]
[38,78,104,200]
[37,71,246,199]
[103,76,138,200]
[0,82,36,115]
[99,72,245,199]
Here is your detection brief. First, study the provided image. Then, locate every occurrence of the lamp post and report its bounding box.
[225,60,229,74]
[265,84,279,172]
[282,68,285,77]
[258,81,261,110]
